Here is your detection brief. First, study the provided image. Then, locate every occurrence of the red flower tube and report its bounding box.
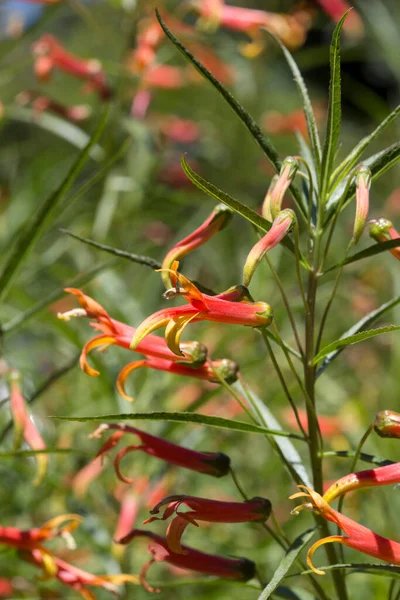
[353,165,371,245]
[323,462,400,504]
[162,204,233,288]
[31,35,111,100]
[90,423,231,483]
[144,494,271,553]
[291,486,400,574]
[130,262,273,356]
[117,529,256,591]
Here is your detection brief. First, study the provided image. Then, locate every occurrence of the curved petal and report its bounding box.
[80,335,116,376]
[165,313,200,356]
[114,445,142,484]
[166,515,192,554]
[130,315,172,350]
[116,360,149,402]
[307,535,347,575]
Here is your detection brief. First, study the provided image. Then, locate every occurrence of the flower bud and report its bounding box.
[179,341,208,367]
[209,358,240,384]
[262,175,279,221]
[369,217,400,261]
[270,157,298,219]
[243,209,295,287]
[353,165,371,245]
[374,410,400,438]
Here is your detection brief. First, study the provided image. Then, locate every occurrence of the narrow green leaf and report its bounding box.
[0,108,109,302]
[273,587,316,600]
[181,157,307,262]
[320,12,350,199]
[297,563,400,577]
[60,229,162,270]
[313,325,400,365]
[316,294,400,377]
[52,411,305,440]
[234,382,312,487]
[324,238,400,273]
[258,529,316,600]
[331,103,400,186]
[326,141,400,214]
[270,34,321,171]
[321,450,394,467]
[155,10,280,170]
[1,261,116,335]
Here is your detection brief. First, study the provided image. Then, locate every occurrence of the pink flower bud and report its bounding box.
[243,209,295,286]
[353,165,371,245]
[270,157,298,219]
[261,175,279,221]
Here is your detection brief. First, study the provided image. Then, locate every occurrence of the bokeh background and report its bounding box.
[0,0,400,598]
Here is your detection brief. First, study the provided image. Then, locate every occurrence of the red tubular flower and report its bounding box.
[16,90,90,122]
[290,486,400,574]
[9,369,48,485]
[314,0,363,36]
[90,423,231,483]
[243,209,295,286]
[130,262,273,356]
[374,410,400,438]
[369,217,400,261]
[144,494,271,553]
[31,35,111,100]
[322,462,400,504]
[353,165,371,245]
[192,0,307,53]
[23,549,138,599]
[162,204,233,288]
[117,529,256,591]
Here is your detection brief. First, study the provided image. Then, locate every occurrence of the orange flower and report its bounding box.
[130,262,272,356]
[323,462,400,504]
[117,529,256,592]
[9,369,48,485]
[291,486,400,574]
[144,494,271,553]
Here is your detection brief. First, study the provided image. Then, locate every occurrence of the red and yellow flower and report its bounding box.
[130,262,273,357]
[369,217,400,261]
[291,486,400,574]
[144,494,271,553]
[117,528,256,591]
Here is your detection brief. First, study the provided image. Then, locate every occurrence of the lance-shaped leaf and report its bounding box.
[320,12,350,200]
[52,411,305,440]
[330,103,400,187]
[257,529,316,600]
[316,294,400,377]
[324,238,400,273]
[313,325,400,366]
[0,108,109,302]
[268,33,321,172]
[322,450,394,468]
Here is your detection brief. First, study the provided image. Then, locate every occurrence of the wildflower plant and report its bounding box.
[1,2,400,599]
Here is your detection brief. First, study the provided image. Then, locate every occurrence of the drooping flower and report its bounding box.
[353,165,371,245]
[9,369,48,485]
[369,217,400,261]
[191,0,308,54]
[322,463,400,504]
[0,514,81,552]
[16,90,90,122]
[270,157,299,219]
[31,35,111,100]
[374,410,400,438]
[243,209,295,287]
[162,204,233,288]
[117,528,256,591]
[290,486,400,574]
[22,548,138,599]
[90,423,231,483]
[60,288,238,401]
[144,494,271,553]
[130,262,273,357]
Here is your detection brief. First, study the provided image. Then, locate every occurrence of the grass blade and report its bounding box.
[0,108,109,302]
[53,411,305,440]
[258,529,316,600]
